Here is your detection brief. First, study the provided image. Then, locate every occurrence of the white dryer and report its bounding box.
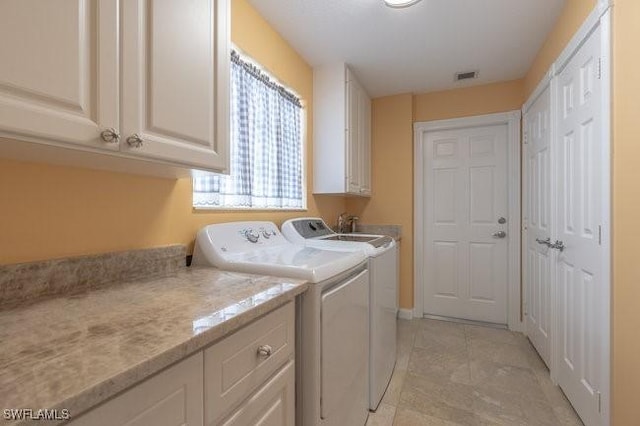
[281,218,398,411]
[192,221,370,426]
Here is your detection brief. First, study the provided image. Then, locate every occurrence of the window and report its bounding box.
[193,50,305,209]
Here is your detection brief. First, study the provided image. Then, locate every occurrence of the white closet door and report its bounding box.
[0,0,118,149]
[524,85,553,367]
[423,124,509,324]
[555,25,604,426]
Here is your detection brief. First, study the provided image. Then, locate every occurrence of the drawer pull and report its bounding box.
[257,345,273,359]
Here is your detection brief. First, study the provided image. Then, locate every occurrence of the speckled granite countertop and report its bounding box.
[0,267,307,425]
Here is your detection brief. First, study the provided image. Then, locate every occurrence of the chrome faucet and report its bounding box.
[337,213,359,233]
[337,212,348,234]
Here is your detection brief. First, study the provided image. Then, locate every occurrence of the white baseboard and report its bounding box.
[398,308,414,320]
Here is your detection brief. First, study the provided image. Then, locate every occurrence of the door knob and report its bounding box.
[550,240,565,252]
[498,217,507,224]
[492,231,507,238]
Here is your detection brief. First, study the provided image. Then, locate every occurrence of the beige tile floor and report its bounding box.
[366,318,584,426]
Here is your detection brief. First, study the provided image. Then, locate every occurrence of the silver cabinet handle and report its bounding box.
[536,237,552,247]
[100,128,120,143]
[492,231,507,238]
[126,134,144,148]
[257,345,273,359]
[550,240,565,252]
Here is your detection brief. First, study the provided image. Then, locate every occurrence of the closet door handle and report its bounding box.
[536,237,552,247]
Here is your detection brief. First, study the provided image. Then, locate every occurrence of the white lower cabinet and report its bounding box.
[219,360,294,426]
[68,352,204,426]
[204,302,295,425]
[68,302,295,426]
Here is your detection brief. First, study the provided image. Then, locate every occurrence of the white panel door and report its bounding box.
[555,26,604,426]
[121,0,229,171]
[0,0,118,149]
[524,86,553,366]
[423,125,509,324]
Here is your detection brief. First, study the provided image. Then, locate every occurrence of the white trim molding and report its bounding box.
[397,309,414,320]
[598,9,612,425]
[523,67,554,114]
[413,110,522,331]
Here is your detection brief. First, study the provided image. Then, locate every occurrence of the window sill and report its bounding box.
[192,206,308,213]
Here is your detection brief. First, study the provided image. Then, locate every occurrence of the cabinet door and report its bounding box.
[346,74,361,194]
[359,90,372,196]
[69,353,204,426]
[219,360,295,426]
[121,0,230,172]
[0,0,118,150]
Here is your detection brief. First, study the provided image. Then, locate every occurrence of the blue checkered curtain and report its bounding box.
[193,51,304,209]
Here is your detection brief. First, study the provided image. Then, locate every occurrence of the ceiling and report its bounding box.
[248,0,566,97]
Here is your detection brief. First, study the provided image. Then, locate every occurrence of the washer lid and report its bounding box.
[281,218,395,255]
[192,222,366,283]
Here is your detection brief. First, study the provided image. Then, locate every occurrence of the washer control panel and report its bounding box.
[290,218,334,239]
[240,226,278,243]
[197,222,286,257]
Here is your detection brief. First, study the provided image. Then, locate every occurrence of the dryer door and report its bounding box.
[321,269,369,426]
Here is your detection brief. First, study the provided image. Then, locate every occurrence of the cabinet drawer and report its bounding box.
[204,302,294,424]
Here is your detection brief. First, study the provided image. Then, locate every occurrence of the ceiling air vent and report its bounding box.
[455,71,478,81]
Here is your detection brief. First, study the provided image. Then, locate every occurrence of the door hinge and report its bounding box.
[598,225,602,245]
[597,390,602,413]
[597,57,602,80]
[523,130,528,145]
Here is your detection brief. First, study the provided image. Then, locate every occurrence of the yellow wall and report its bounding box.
[524,0,597,96]
[413,79,525,122]
[0,0,346,264]
[612,0,640,423]
[347,81,525,309]
[346,94,414,308]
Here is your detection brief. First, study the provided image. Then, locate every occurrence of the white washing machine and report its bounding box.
[192,221,370,426]
[281,218,398,411]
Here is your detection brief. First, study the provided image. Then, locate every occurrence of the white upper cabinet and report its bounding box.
[0,0,119,151]
[314,64,371,196]
[121,0,229,171]
[0,0,230,176]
